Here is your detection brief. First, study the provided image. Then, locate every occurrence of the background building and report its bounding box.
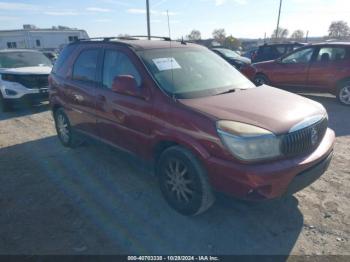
[0,25,89,50]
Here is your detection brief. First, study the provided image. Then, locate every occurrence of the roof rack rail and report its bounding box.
[77,36,138,42]
[131,35,171,41]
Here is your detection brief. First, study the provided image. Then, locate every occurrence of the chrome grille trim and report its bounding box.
[281,117,328,157]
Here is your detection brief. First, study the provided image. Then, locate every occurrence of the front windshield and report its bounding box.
[214,48,240,58]
[139,47,254,99]
[0,51,52,68]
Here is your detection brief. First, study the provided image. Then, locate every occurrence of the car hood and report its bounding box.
[179,85,327,135]
[0,66,52,75]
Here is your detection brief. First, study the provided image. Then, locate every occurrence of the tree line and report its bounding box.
[187,20,350,48]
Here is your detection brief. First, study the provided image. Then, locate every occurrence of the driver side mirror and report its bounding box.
[112,75,144,99]
[276,57,283,64]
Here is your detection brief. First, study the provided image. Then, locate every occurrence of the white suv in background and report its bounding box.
[0,49,52,111]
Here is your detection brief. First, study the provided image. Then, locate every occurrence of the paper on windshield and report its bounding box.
[152,57,181,71]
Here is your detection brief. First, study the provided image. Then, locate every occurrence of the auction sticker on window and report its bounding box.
[152,57,181,71]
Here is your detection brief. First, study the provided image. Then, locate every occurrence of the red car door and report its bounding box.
[269,47,316,87]
[63,47,101,136]
[307,46,349,92]
[94,46,154,157]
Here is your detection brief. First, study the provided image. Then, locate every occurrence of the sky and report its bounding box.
[0,0,349,39]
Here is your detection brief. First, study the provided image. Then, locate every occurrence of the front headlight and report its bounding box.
[217,120,281,161]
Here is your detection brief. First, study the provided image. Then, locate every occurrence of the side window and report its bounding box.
[316,47,346,62]
[275,45,286,56]
[72,49,99,82]
[282,48,314,64]
[102,50,141,89]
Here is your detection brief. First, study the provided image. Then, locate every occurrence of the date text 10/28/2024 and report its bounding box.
[127,256,220,261]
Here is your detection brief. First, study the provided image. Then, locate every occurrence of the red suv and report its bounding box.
[242,42,350,106]
[49,37,335,216]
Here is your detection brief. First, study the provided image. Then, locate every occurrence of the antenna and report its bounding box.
[167,10,175,100]
[167,10,171,40]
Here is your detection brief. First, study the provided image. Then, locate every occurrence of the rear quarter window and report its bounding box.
[52,44,77,77]
[72,49,99,83]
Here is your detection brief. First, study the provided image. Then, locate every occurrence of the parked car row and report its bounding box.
[47,37,334,216]
[241,42,350,106]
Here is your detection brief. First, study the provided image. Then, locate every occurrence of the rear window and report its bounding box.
[72,49,99,83]
[316,47,347,62]
[52,44,77,77]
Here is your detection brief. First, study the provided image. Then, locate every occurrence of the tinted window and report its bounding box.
[275,45,286,55]
[102,50,141,89]
[7,42,17,48]
[72,49,99,82]
[317,47,346,62]
[258,46,281,60]
[52,44,76,76]
[282,47,314,64]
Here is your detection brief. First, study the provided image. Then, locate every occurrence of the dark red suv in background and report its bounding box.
[242,42,350,106]
[49,37,335,216]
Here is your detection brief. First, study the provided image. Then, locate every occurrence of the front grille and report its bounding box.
[5,74,49,89]
[281,118,328,157]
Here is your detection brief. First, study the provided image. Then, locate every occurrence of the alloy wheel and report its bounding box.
[339,85,350,105]
[57,114,70,143]
[164,158,195,203]
[254,75,267,86]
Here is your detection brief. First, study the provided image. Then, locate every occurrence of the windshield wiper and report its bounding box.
[215,88,236,96]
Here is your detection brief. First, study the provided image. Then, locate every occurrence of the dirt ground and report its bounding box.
[0,93,349,256]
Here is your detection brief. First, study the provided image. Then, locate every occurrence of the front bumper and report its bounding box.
[284,151,333,196]
[205,128,335,200]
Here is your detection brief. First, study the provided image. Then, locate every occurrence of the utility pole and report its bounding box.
[146,0,151,40]
[305,30,309,42]
[275,0,283,39]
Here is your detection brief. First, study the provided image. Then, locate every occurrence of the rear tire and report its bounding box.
[157,146,215,216]
[54,108,83,148]
[254,74,270,86]
[337,81,350,106]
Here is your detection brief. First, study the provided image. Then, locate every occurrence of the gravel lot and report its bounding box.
[0,93,349,255]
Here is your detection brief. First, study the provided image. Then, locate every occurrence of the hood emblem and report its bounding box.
[310,127,318,146]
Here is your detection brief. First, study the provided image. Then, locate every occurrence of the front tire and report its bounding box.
[254,74,269,86]
[157,146,215,216]
[54,108,82,148]
[337,82,350,106]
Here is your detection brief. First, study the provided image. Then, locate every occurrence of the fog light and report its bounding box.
[5,89,17,96]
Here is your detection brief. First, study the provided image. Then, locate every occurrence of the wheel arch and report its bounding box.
[152,138,210,166]
[336,77,350,88]
[51,103,62,115]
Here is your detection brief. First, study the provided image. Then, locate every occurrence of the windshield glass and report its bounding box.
[139,47,254,99]
[0,51,52,68]
[214,48,240,58]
